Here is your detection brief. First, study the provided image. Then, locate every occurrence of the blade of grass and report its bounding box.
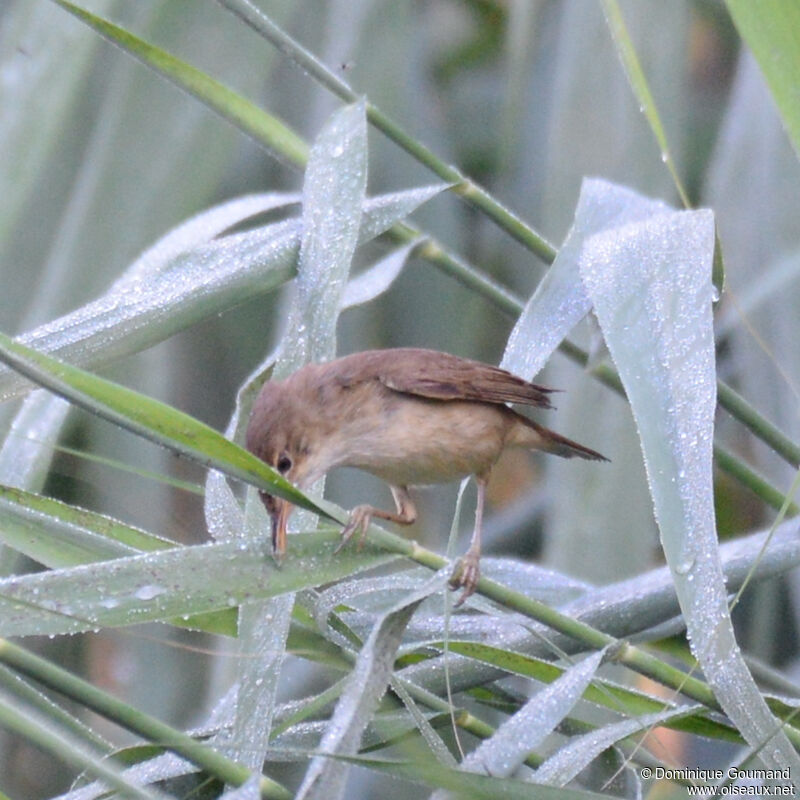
[601,0,727,296]
[49,0,307,168]
[601,0,690,207]
[0,663,111,752]
[431,650,606,791]
[0,533,398,638]
[296,577,443,799]
[51,442,204,495]
[533,705,706,788]
[0,482,241,636]
[0,331,322,516]
[0,392,70,494]
[292,751,610,799]
[725,0,800,160]
[0,483,175,566]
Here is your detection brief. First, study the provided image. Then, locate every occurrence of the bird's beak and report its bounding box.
[270,498,293,560]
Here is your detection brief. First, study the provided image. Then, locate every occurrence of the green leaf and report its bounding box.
[297,576,444,797]
[0,483,174,566]
[0,331,324,517]
[453,650,605,782]
[534,704,704,787]
[600,0,725,297]
[601,0,690,206]
[446,640,739,743]
[279,99,367,369]
[50,0,308,167]
[302,752,611,798]
[725,0,800,160]
[0,482,240,635]
[0,532,398,638]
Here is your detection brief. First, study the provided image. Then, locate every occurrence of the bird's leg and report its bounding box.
[450,477,487,606]
[335,485,417,553]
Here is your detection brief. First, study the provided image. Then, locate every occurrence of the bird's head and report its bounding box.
[245,377,328,557]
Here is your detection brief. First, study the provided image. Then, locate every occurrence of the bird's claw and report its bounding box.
[449,549,481,607]
[334,506,372,554]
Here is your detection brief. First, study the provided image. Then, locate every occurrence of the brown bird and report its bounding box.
[245,348,606,603]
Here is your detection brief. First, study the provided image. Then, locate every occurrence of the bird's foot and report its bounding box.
[449,547,481,607]
[334,505,373,554]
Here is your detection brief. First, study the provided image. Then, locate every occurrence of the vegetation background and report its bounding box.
[1,0,799,798]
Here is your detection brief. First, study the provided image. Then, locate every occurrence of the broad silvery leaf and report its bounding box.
[501,177,670,380]
[430,649,606,797]
[231,99,368,774]
[581,206,800,771]
[296,574,447,800]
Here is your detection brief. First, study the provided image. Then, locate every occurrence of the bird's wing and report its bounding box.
[342,348,555,408]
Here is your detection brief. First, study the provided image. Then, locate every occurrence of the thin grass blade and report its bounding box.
[49,0,308,167]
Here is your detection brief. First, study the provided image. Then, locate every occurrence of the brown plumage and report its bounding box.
[246,348,606,603]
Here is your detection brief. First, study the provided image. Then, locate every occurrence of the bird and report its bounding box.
[245,348,606,603]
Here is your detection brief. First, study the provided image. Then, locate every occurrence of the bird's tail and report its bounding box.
[509,413,608,461]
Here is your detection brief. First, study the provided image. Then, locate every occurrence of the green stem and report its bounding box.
[0,663,111,750]
[0,638,291,800]
[717,383,800,468]
[715,445,800,514]
[214,0,557,262]
[0,693,155,800]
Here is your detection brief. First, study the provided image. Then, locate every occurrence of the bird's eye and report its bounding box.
[276,454,292,474]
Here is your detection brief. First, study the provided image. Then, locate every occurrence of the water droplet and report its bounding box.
[675,555,695,575]
[134,584,165,600]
